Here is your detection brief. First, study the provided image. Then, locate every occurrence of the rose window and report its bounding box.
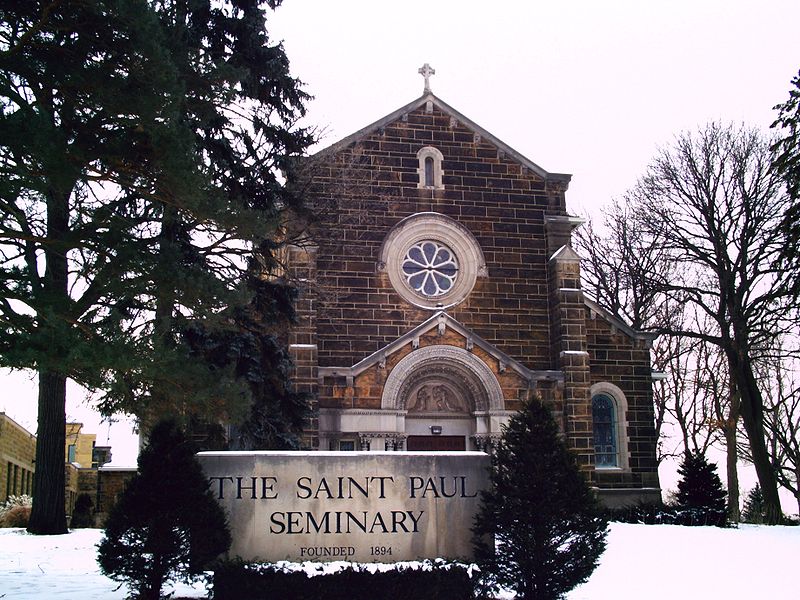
[402,241,459,297]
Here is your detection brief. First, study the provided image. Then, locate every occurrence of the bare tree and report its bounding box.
[630,122,791,523]
[575,201,676,330]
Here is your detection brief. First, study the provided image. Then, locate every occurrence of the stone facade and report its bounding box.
[288,85,661,505]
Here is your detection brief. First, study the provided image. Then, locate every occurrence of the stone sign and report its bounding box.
[197,451,491,563]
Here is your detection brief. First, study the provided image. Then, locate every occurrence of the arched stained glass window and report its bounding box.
[593,394,617,467]
[416,146,444,189]
[424,156,434,187]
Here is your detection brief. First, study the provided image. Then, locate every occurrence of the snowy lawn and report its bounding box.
[0,523,798,599]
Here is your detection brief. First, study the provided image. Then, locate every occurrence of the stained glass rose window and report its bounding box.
[402,241,459,297]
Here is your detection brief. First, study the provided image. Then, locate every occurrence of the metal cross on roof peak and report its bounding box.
[418,63,435,93]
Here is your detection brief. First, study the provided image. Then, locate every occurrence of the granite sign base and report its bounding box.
[197,451,491,563]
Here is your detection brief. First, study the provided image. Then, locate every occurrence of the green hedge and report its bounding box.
[212,560,476,600]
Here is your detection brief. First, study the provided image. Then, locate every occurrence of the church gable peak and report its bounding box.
[311,80,570,187]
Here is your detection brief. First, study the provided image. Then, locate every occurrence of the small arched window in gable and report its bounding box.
[592,393,618,467]
[417,146,444,190]
[424,157,434,187]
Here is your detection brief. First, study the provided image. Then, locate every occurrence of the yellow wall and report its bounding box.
[65,422,96,468]
[0,413,36,503]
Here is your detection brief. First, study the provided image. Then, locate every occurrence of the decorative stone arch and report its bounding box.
[378,212,488,310]
[416,146,444,190]
[382,345,504,412]
[589,382,630,471]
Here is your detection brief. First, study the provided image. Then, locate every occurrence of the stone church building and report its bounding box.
[287,67,660,506]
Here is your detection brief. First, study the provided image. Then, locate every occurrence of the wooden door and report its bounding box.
[406,435,466,451]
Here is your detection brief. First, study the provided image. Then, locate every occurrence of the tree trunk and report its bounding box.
[796,466,800,517]
[731,352,783,524]
[27,370,68,534]
[724,382,741,522]
[724,424,740,522]
[138,203,180,444]
[28,185,70,535]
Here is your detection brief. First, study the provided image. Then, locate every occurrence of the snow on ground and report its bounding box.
[0,528,206,599]
[0,523,798,599]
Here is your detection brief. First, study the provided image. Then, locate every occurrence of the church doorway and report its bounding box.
[407,435,466,451]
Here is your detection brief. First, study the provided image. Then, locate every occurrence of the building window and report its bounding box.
[67,444,76,463]
[402,240,459,297]
[338,440,356,451]
[424,157,434,187]
[416,146,444,189]
[592,394,617,467]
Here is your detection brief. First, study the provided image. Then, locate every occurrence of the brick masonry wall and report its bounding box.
[304,103,562,372]
[586,310,660,487]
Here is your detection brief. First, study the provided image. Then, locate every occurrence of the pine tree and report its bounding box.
[1,1,311,532]
[97,419,230,600]
[473,398,608,600]
[741,484,767,524]
[674,451,728,526]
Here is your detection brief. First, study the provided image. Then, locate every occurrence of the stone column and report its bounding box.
[287,243,319,449]
[548,244,593,473]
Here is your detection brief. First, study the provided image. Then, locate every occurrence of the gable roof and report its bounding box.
[584,296,658,343]
[311,92,572,186]
[317,311,563,385]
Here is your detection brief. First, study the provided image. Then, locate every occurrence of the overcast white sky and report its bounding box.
[2,1,799,501]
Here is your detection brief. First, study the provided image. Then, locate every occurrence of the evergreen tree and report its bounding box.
[674,451,728,526]
[774,68,800,296]
[741,484,767,524]
[70,493,95,528]
[183,279,312,450]
[1,1,311,532]
[98,419,230,600]
[473,398,608,600]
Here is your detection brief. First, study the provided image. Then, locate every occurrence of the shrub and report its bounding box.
[472,398,608,600]
[211,559,475,600]
[71,493,95,528]
[3,504,32,527]
[602,501,674,525]
[0,495,33,527]
[97,419,231,600]
[673,451,728,527]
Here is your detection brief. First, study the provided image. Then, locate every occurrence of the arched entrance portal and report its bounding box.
[382,345,505,451]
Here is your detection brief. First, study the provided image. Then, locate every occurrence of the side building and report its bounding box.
[287,71,661,506]
[1,413,36,502]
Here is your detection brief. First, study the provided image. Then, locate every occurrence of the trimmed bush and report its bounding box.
[472,398,607,600]
[71,493,95,528]
[673,451,728,527]
[97,419,231,599]
[603,501,674,525]
[741,485,766,524]
[211,560,475,600]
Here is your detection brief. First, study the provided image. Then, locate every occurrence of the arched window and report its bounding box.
[424,156,434,187]
[590,382,629,470]
[417,146,444,189]
[592,394,617,467]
